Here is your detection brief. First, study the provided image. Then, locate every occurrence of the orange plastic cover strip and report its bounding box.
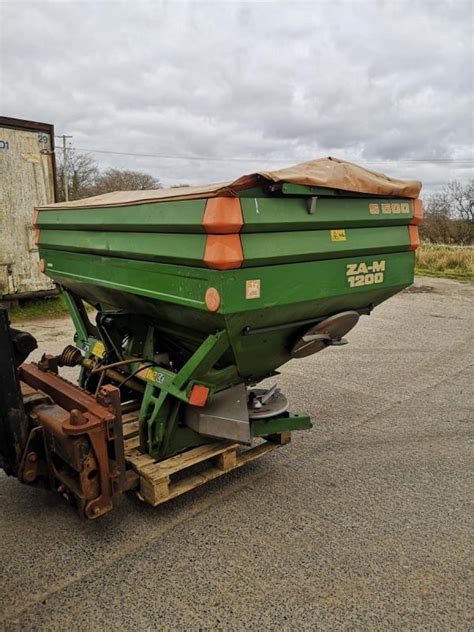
[204,235,243,270]
[408,225,420,251]
[202,197,243,234]
[411,198,423,226]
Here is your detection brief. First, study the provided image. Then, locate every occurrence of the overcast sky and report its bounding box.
[1,0,473,192]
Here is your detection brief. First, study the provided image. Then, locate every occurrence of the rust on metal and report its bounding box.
[18,363,129,519]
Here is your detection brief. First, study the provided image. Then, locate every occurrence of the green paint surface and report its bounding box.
[40,246,414,379]
[36,186,418,456]
[240,196,414,231]
[37,195,414,234]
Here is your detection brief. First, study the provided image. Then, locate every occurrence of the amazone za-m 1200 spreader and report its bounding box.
[0,158,422,518]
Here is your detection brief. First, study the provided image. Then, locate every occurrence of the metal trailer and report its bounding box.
[0,116,58,302]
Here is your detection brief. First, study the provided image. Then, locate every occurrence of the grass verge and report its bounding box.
[9,294,70,322]
[415,244,473,280]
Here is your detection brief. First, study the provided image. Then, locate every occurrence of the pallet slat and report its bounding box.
[142,441,239,481]
[124,434,290,507]
[122,421,139,439]
[123,435,140,451]
[122,411,140,442]
[122,411,140,423]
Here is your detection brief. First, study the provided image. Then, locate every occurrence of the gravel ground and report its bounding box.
[1,276,473,630]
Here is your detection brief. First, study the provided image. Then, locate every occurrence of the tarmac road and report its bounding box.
[1,276,473,630]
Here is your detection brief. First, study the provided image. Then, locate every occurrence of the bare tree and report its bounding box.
[56,151,99,202]
[91,168,160,195]
[421,180,473,245]
[445,180,473,223]
[427,180,473,221]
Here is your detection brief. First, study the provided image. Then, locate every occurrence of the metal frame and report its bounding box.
[62,291,312,460]
[19,363,129,519]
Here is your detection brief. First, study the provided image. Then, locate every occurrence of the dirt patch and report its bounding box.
[404,285,435,294]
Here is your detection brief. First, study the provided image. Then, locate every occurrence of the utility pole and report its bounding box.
[58,135,72,201]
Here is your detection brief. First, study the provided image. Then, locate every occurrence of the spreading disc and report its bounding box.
[247,386,289,419]
[291,311,360,358]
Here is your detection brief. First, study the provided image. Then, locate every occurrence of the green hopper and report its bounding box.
[33,157,423,462]
[0,158,423,518]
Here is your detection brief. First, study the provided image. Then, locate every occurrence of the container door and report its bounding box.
[0,125,56,298]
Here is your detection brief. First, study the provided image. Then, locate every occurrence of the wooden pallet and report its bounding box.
[121,412,290,507]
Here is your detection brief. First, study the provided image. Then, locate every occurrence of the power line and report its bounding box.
[71,146,474,164]
[74,147,270,162]
[53,135,474,165]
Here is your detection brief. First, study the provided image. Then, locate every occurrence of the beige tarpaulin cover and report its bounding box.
[42,157,422,209]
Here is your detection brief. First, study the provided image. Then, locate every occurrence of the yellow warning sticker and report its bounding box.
[140,367,156,381]
[138,367,166,384]
[246,279,261,299]
[369,203,380,215]
[92,340,105,358]
[330,229,346,242]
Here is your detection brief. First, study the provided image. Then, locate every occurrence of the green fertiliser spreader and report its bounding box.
[0,158,423,518]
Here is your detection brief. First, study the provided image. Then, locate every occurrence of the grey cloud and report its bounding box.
[1,0,472,192]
